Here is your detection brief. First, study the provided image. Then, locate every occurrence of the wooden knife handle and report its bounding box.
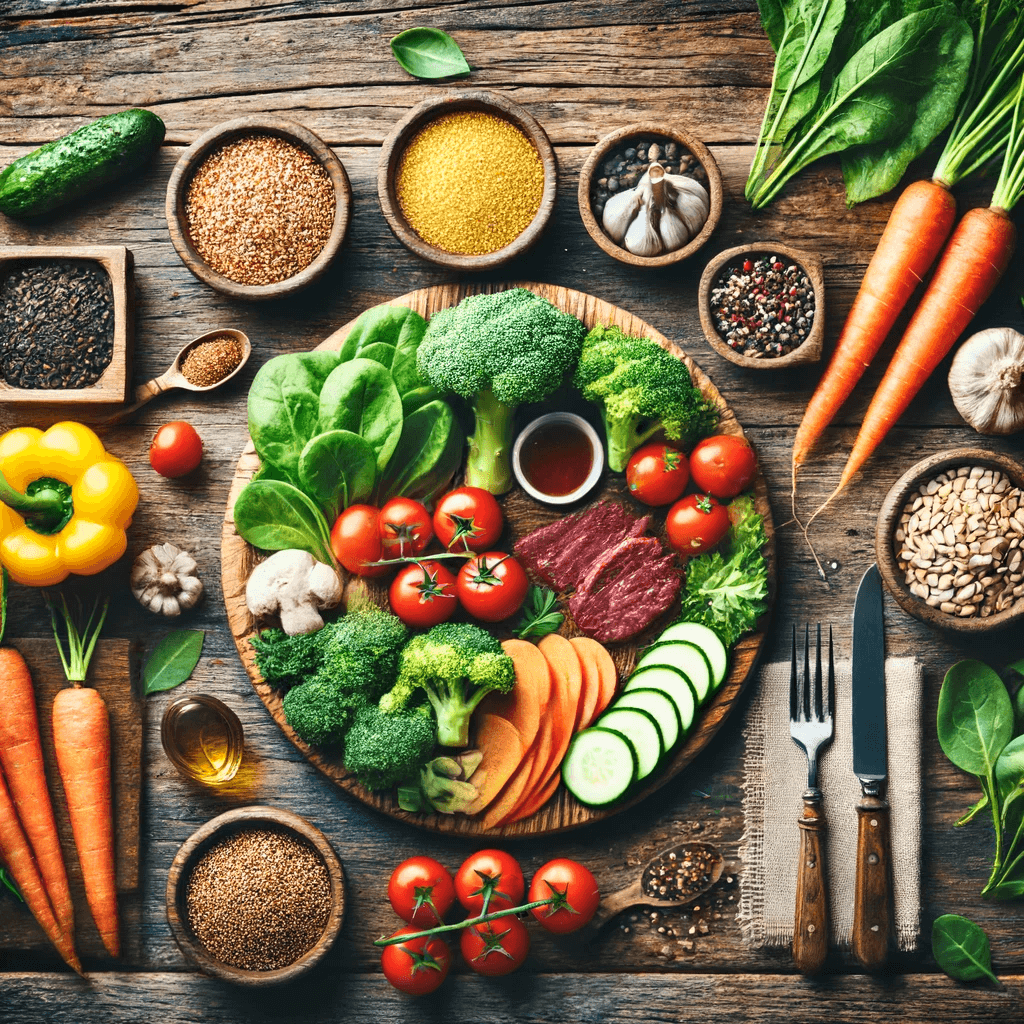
[852,792,892,971]
[793,790,829,975]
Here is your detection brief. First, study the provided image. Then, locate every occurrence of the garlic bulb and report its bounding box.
[131,543,203,616]
[949,328,1024,435]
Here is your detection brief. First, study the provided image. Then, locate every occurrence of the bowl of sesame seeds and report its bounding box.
[378,91,557,271]
[698,242,825,369]
[166,806,346,985]
[166,116,351,301]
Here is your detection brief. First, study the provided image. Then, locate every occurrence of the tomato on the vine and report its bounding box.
[455,552,529,622]
[379,497,433,559]
[380,926,451,995]
[527,858,600,934]
[459,916,529,976]
[433,487,504,553]
[626,443,690,506]
[388,856,455,927]
[688,435,757,499]
[149,421,203,478]
[389,561,458,627]
[330,505,388,577]
[454,849,525,914]
[666,493,731,555]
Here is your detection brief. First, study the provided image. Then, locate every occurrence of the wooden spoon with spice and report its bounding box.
[101,328,251,424]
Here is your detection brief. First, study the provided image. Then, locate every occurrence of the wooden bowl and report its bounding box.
[166,806,346,985]
[165,116,351,301]
[377,91,557,271]
[875,449,1024,634]
[577,122,723,268]
[0,245,133,404]
[698,242,825,369]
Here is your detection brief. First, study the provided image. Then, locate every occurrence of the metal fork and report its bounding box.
[789,623,835,975]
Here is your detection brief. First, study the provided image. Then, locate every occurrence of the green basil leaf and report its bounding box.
[233,479,334,566]
[143,629,205,695]
[932,914,1000,985]
[297,429,377,522]
[390,27,470,80]
[937,660,1014,777]
[515,586,564,640]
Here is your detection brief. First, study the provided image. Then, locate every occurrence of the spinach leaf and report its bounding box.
[376,399,464,504]
[143,630,205,695]
[390,27,471,80]
[937,660,1013,776]
[340,305,429,400]
[1006,657,1024,734]
[995,734,1024,804]
[931,914,1000,985]
[297,430,377,522]
[317,358,404,471]
[233,479,334,566]
[956,790,989,826]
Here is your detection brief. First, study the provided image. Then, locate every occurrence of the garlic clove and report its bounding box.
[601,186,644,243]
[658,206,691,251]
[673,188,708,240]
[949,327,1024,435]
[623,197,663,257]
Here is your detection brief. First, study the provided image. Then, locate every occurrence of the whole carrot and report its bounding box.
[0,767,82,973]
[48,594,119,958]
[0,646,76,938]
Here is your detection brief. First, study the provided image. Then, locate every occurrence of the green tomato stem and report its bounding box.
[374,897,556,947]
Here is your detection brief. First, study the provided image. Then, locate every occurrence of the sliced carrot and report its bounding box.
[537,634,584,736]
[480,639,551,752]
[570,636,618,718]
[0,768,81,973]
[464,714,523,816]
[568,637,602,730]
[0,646,75,937]
[479,754,538,831]
[505,770,562,825]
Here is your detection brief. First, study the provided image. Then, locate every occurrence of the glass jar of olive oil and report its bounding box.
[161,694,244,784]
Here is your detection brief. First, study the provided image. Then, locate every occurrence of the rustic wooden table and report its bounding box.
[2,2,1023,1020]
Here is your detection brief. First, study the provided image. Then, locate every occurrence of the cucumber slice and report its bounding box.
[562,727,638,807]
[597,707,663,780]
[612,687,681,750]
[636,640,712,704]
[624,666,696,734]
[658,622,728,688]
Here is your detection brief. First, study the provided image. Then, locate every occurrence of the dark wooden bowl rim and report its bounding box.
[165,116,351,301]
[377,91,558,271]
[875,448,1024,634]
[165,805,346,986]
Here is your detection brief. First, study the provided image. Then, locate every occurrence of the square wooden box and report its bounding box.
[0,245,134,405]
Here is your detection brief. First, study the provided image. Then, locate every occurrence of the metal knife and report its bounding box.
[850,563,893,970]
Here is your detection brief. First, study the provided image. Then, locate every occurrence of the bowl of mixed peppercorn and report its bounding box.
[166,116,352,301]
[698,242,825,369]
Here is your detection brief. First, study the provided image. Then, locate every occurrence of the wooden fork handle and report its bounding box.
[852,792,892,971]
[793,789,829,975]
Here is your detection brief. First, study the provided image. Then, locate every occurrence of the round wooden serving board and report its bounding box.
[222,282,776,837]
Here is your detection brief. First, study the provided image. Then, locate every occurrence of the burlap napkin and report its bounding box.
[738,657,923,951]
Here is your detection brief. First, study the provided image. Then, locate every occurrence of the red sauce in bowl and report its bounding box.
[520,420,594,497]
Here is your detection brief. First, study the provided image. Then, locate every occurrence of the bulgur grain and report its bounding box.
[180,333,243,388]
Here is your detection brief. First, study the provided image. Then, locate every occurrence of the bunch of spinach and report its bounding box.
[938,658,1024,899]
[746,0,973,208]
[234,306,463,564]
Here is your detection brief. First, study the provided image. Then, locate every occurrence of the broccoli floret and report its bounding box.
[573,324,719,472]
[343,703,436,791]
[282,677,368,747]
[380,622,515,747]
[417,289,585,493]
[317,601,408,702]
[250,628,325,690]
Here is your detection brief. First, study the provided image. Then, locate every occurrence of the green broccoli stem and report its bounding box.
[466,389,515,494]
[604,412,663,473]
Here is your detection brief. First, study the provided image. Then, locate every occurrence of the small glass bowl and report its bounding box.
[161,694,244,785]
[512,412,604,505]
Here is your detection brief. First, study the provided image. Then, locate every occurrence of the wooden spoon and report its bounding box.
[588,841,726,931]
[102,328,251,424]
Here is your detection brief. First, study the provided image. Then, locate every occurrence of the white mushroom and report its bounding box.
[131,543,203,617]
[245,549,342,636]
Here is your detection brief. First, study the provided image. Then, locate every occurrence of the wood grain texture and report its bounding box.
[852,793,893,972]
[220,281,776,836]
[792,791,828,975]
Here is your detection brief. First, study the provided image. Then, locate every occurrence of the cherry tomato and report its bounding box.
[626,443,690,506]
[433,487,504,553]
[666,493,731,555]
[459,915,529,976]
[528,858,600,934]
[330,505,388,577]
[455,551,529,622]
[379,497,433,559]
[389,561,458,628]
[388,856,455,927]
[688,435,757,499]
[454,849,525,914]
[380,926,451,996]
[148,421,202,478]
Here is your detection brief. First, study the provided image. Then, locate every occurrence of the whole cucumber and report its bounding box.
[0,108,165,218]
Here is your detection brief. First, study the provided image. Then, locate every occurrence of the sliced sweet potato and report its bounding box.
[505,769,562,824]
[569,636,602,731]
[464,714,523,816]
[571,636,618,717]
[480,639,551,752]
[479,754,538,830]
[537,634,584,736]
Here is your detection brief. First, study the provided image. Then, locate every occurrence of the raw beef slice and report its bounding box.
[514,501,650,590]
[568,536,680,643]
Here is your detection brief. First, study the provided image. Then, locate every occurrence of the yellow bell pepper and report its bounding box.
[0,422,139,587]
